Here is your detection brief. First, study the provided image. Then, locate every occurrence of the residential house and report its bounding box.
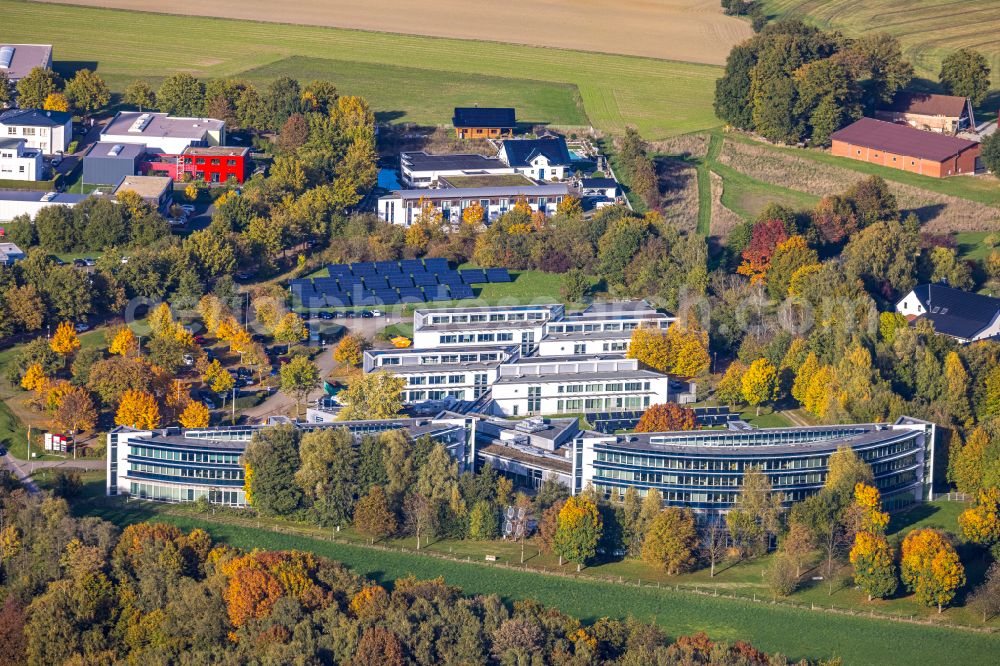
[876,92,976,134]
[830,117,979,178]
[101,111,225,154]
[0,44,53,84]
[377,183,570,225]
[399,151,514,188]
[0,137,42,181]
[896,283,1000,343]
[498,136,572,181]
[453,107,516,139]
[0,109,72,155]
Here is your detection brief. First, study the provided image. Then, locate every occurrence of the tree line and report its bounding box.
[0,476,826,666]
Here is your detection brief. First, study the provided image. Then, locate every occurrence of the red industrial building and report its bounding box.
[142,146,251,184]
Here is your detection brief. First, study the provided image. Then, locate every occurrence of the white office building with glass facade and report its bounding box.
[107,416,475,506]
[363,345,519,404]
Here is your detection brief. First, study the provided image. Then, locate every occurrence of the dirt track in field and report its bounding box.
[31,0,751,65]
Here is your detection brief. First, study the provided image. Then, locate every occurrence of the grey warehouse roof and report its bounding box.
[85,142,146,159]
[0,44,52,80]
[103,111,224,140]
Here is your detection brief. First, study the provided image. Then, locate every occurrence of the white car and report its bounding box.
[74,322,90,333]
[182,354,194,366]
[371,309,383,318]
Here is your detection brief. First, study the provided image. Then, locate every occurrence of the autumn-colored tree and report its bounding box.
[950,427,989,496]
[667,323,711,376]
[272,312,308,346]
[108,326,138,357]
[462,201,484,225]
[42,92,69,112]
[716,361,745,407]
[791,352,819,405]
[148,302,175,338]
[203,359,236,397]
[252,294,283,333]
[349,584,389,621]
[726,466,783,558]
[554,496,602,571]
[279,355,321,417]
[853,482,890,536]
[179,401,211,428]
[219,550,328,628]
[781,522,815,577]
[353,486,397,543]
[635,403,697,432]
[741,358,777,416]
[20,363,46,392]
[825,447,875,498]
[803,365,835,418]
[641,507,698,575]
[850,532,897,601]
[557,195,583,218]
[336,371,405,421]
[52,387,97,454]
[333,334,364,366]
[626,326,671,372]
[959,487,1000,549]
[737,219,788,284]
[38,379,73,413]
[215,315,240,343]
[50,321,81,357]
[115,389,160,429]
[944,351,972,424]
[766,235,818,298]
[901,528,966,612]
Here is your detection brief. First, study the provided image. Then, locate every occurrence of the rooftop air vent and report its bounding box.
[108,144,124,157]
[127,113,152,133]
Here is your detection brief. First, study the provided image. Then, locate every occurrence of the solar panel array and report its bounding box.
[289,261,511,307]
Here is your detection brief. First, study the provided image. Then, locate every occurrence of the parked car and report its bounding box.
[74,322,90,333]
[200,395,217,410]
[360,310,374,318]
[193,334,206,345]
[371,309,383,318]
[182,354,194,367]
[72,258,86,267]
[236,367,252,378]
[83,258,96,267]
[318,311,334,320]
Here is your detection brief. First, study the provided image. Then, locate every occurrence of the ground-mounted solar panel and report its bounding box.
[460,269,487,284]
[400,259,424,272]
[436,270,463,284]
[362,276,388,291]
[450,285,476,300]
[412,273,439,287]
[484,268,511,283]
[424,258,449,272]
[324,293,349,307]
[328,264,352,275]
[288,278,312,287]
[426,285,451,301]
[375,291,401,305]
[399,288,425,303]
[388,275,413,289]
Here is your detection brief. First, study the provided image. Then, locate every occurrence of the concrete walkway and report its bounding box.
[1,452,104,495]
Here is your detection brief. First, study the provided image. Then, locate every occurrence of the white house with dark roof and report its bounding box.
[0,44,52,83]
[0,137,42,181]
[399,151,515,187]
[100,111,225,154]
[0,109,72,154]
[498,136,573,181]
[896,283,1000,343]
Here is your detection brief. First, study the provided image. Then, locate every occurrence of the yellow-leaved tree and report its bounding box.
[50,321,81,357]
[272,312,308,346]
[336,371,404,421]
[901,528,965,613]
[333,335,364,366]
[108,326,138,356]
[178,401,211,429]
[148,302,175,338]
[554,495,603,571]
[115,389,160,429]
[627,326,671,373]
[462,201,484,226]
[741,358,777,416]
[959,487,1000,549]
[20,363,46,392]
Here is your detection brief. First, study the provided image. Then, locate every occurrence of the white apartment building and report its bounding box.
[363,345,519,404]
[490,356,672,417]
[0,137,42,181]
[538,301,674,356]
[412,304,564,352]
[101,111,225,154]
[0,109,72,155]
[377,184,570,226]
[0,190,87,221]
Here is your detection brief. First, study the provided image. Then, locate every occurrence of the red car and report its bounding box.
[193,334,206,345]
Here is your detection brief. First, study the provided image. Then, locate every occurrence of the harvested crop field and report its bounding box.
[717,139,1000,233]
[32,0,752,66]
[761,0,1000,86]
[7,0,723,138]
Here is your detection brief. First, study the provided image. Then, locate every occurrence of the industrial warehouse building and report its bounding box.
[830,117,980,178]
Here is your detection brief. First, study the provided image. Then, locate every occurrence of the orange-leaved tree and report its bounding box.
[635,403,697,432]
[219,550,331,629]
[901,528,966,613]
[20,363,46,392]
[115,389,160,429]
[959,487,1000,549]
[333,334,364,366]
[108,326,138,356]
[50,321,81,357]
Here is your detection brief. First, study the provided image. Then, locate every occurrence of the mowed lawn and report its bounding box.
[4,0,722,138]
[85,504,1000,666]
[761,0,1000,87]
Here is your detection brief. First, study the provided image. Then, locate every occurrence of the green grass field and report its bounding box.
[2,0,721,138]
[761,0,1000,93]
[79,498,1000,665]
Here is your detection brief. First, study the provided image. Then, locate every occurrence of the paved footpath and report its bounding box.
[1,452,104,495]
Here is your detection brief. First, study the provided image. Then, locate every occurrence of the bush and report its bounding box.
[50,470,83,499]
[234,392,266,410]
[66,140,79,154]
